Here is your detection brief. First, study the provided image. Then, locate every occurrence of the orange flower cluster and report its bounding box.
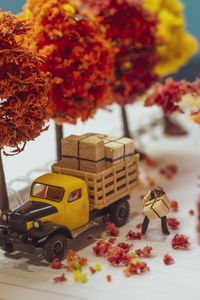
[22,0,116,124]
[0,11,49,155]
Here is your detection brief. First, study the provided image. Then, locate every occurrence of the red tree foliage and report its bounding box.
[22,0,116,124]
[79,0,159,105]
[145,77,200,116]
[0,11,49,155]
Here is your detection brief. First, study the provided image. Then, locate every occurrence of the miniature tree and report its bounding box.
[21,0,116,160]
[143,0,198,135]
[80,0,198,139]
[143,0,198,76]
[0,11,49,211]
[78,0,159,138]
[145,77,200,120]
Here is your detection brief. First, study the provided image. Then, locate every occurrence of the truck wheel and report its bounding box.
[43,234,68,262]
[110,198,130,227]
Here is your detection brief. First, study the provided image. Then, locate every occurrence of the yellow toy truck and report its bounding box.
[0,145,139,262]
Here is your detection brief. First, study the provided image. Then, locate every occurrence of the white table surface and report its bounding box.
[1,103,200,300]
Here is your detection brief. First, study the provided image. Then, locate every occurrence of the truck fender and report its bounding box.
[29,222,73,240]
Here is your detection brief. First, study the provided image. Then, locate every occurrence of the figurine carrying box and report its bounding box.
[142,186,170,235]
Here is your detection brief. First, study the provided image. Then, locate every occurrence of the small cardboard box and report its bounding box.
[80,158,105,173]
[61,133,107,159]
[104,136,134,167]
[61,133,93,157]
[61,157,79,170]
[79,135,105,161]
[143,194,170,220]
[61,133,107,173]
[57,157,105,173]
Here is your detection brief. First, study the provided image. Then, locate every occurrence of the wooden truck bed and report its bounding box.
[51,154,139,209]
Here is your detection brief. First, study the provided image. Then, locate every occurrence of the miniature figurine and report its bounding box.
[141,186,170,235]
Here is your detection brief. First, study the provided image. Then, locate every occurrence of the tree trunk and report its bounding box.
[120,106,146,159]
[164,116,187,136]
[55,123,63,162]
[121,106,131,138]
[0,152,9,212]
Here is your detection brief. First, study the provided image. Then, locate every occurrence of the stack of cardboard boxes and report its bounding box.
[61,133,135,173]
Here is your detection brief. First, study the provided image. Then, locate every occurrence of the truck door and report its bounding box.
[64,185,89,230]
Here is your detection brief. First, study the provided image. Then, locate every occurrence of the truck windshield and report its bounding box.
[31,182,64,202]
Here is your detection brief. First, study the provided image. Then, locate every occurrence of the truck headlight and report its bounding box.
[33,220,42,230]
[1,213,10,223]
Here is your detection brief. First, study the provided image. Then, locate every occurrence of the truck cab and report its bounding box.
[28,173,89,230]
[0,173,90,262]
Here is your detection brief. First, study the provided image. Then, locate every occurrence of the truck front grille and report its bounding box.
[8,213,27,233]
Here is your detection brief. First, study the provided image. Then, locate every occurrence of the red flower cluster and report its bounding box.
[117,242,133,252]
[106,275,112,282]
[79,0,159,105]
[136,223,142,229]
[93,240,111,257]
[163,253,174,265]
[54,273,67,283]
[108,237,116,244]
[89,266,96,274]
[171,234,190,249]
[170,200,179,212]
[123,261,150,277]
[159,164,177,180]
[145,77,200,115]
[135,246,153,258]
[0,11,49,154]
[189,209,194,216]
[49,258,64,269]
[93,240,132,266]
[106,222,119,237]
[107,246,133,266]
[126,230,142,240]
[167,217,180,230]
[23,0,115,124]
[65,249,87,271]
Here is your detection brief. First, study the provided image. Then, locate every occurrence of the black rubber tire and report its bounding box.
[110,198,130,227]
[43,233,68,262]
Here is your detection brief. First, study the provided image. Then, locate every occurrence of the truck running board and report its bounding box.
[71,220,99,238]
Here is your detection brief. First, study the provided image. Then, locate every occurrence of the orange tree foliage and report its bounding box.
[79,0,159,106]
[21,0,116,124]
[0,11,49,155]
